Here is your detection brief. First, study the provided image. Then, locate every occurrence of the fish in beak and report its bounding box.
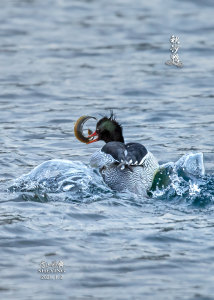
[74,115,98,144]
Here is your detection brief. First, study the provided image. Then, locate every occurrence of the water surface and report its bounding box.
[0,0,214,299]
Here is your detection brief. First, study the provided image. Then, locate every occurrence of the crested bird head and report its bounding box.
[74,112,124,144]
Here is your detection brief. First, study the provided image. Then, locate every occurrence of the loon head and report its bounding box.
[89,113,124,144]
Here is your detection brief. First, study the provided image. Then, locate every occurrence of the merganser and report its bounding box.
[74,113,159,195]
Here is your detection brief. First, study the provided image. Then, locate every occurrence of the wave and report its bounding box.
[151,153,214,207]
[9,160,113,202]
[8,154,214,207]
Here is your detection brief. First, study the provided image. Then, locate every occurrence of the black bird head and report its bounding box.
[88,112,124,144]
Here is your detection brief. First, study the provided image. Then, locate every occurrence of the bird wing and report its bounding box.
[101,142,148,169]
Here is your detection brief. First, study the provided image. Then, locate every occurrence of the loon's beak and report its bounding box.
[87,131,99,144]
[74,115,97,144]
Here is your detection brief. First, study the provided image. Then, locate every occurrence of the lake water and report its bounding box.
[0,0,214,299]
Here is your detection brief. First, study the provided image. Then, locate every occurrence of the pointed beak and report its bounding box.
[87,131,99,143]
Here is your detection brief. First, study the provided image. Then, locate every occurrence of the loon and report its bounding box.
[74,114,159,195]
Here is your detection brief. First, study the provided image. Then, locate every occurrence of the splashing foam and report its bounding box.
[8,153,213,206]
[189,183,201,196]
[151,153,214,206]
[9,159,113,202]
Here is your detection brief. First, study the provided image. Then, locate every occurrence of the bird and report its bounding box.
[74,113,159,195]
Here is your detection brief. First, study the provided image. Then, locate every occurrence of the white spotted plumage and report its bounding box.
[90,150,159,195]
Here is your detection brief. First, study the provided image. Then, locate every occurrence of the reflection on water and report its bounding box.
[0,0,214,299]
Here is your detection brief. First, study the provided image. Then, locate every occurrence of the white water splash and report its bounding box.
[189,183,201,196]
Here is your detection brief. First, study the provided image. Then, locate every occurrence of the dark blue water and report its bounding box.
[0,0,214,299]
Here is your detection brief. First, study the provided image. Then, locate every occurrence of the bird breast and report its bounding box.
[90,150,159,195]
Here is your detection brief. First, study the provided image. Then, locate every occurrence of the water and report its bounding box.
[0,0,214,299]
